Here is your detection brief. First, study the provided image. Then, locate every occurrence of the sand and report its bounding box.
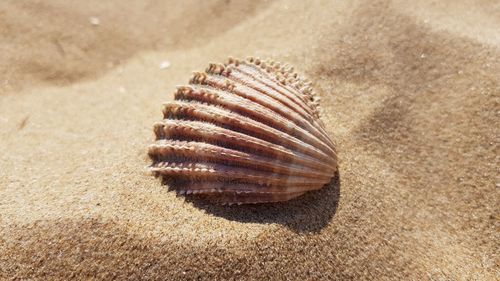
[0,0,499,279]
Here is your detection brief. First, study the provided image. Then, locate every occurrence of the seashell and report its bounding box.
[148,57,338,204]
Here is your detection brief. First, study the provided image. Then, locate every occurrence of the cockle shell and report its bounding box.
[148,57,337,204]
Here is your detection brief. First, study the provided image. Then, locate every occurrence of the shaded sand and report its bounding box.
[1,0,499,279]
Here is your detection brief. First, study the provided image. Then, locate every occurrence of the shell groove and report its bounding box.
[148,57,337,204]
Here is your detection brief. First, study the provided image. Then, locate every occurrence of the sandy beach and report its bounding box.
[1,0,499,279]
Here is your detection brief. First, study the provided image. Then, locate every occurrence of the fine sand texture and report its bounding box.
[1,0,499,280]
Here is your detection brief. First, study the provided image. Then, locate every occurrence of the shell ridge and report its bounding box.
[163,100,336,161]
[236,61,335,148]
[195,69,308,120]
[182,84,337,154]
[175,182,316,194]
[155,119,337,171]
[220,67,336,153]
[239,60,321,120]
[149,139,333,178]
[210,191,307,205]
[231,63,315,118]
[190,73,337,156]
[175,86,334,153]
[226,66,314,118]
[151,161,331,187]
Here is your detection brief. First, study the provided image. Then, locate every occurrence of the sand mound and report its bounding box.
[0,0,498,279]
[0,0,268,92]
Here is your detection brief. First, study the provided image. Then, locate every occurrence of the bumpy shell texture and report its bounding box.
[148,57,338,204]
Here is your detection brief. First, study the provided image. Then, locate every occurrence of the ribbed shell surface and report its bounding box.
[148,57,337,204]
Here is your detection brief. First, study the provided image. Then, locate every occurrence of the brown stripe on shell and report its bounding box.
[239,58,319,116]
[162,101,335,162]
[237,59,333,146]
[149,140,332,179]
[148,57,338,204]
[174,85,336,157]
[175,182,308,205]
[150,161,331,187]
[189,72,336,155]
[174,182,313,196]
[242,57,331,139]
[225,63,316,121]
[153,120,335,173]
